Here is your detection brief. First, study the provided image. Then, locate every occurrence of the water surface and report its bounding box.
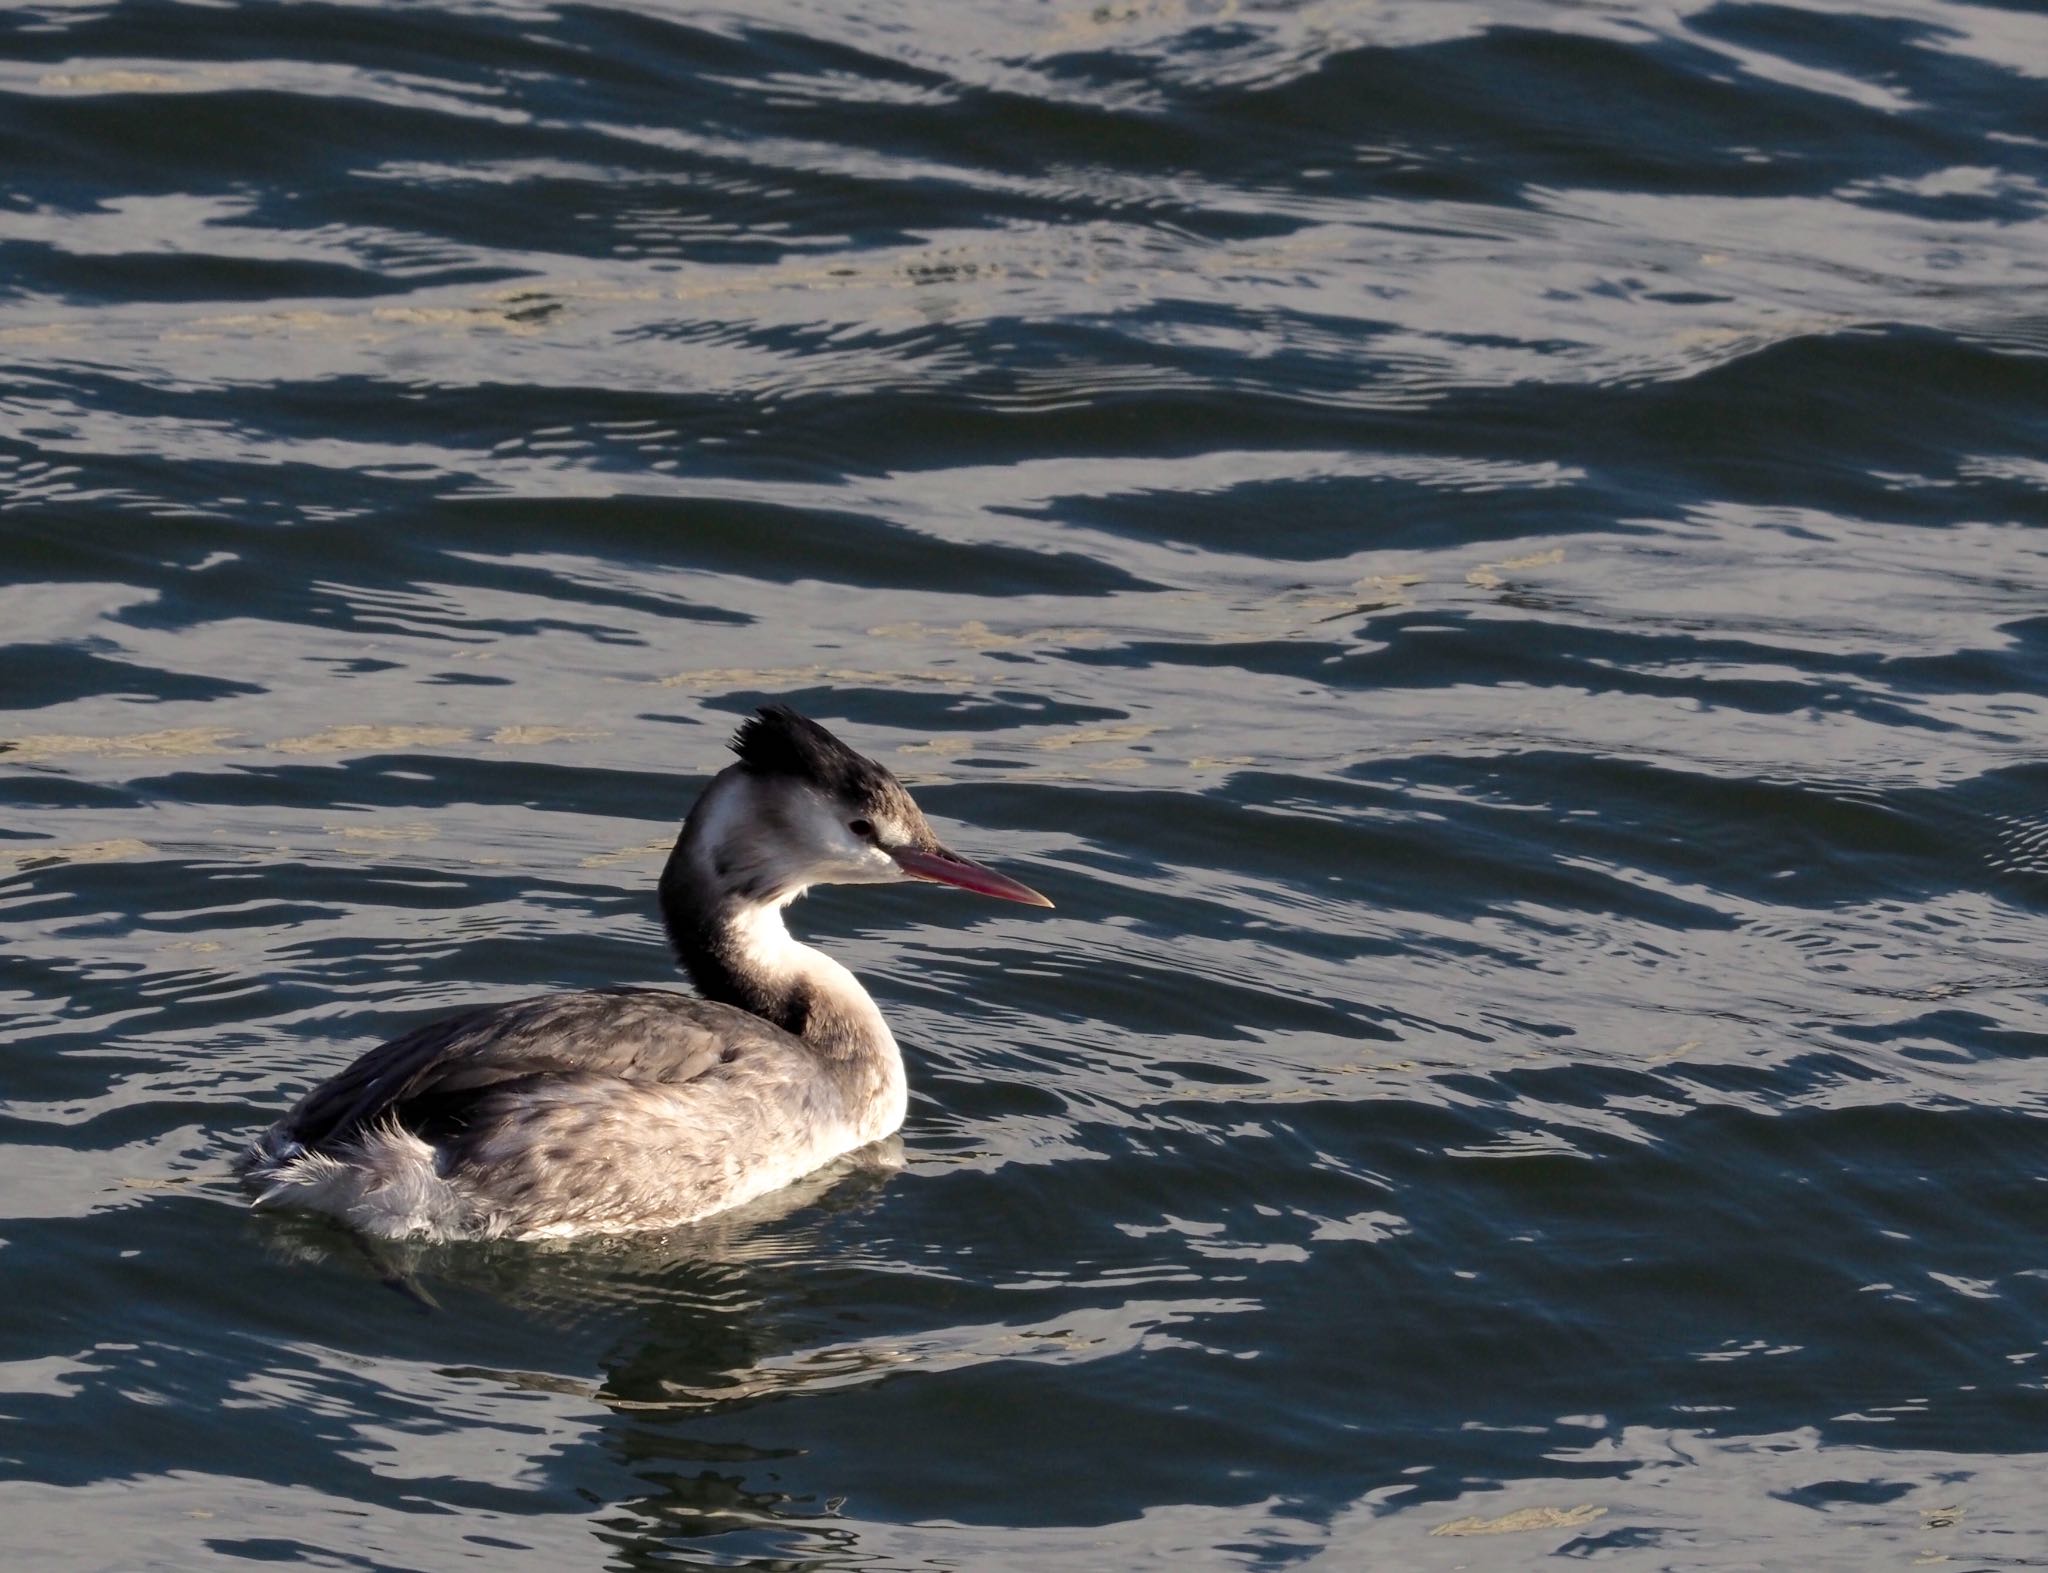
[3,0,2047,1567]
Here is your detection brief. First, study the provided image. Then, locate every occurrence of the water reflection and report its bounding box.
[250,1139,908,1330]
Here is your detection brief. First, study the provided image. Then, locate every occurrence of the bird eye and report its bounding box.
[848,818,876,841]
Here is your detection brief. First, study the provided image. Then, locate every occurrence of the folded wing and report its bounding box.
[278,987,793,1155]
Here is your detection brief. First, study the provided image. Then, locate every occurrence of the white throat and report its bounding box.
[738,897,895,1037]
[727,896,904,1139]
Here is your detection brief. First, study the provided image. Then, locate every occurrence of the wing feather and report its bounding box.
[279,987,793,1154]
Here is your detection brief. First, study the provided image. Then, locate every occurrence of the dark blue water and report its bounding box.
[3,1,2047,1566]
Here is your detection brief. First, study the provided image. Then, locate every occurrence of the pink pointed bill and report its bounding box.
[889,845,1053,908]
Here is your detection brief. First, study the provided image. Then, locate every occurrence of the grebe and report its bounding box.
[240,705,1051,1241]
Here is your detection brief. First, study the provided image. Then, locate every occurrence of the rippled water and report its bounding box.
[4,0,2047,1566]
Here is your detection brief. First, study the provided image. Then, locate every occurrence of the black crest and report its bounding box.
[730,705,891,802]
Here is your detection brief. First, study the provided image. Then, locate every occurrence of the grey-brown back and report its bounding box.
[275,987,803,1161]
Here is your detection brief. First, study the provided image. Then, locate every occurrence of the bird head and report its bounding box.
[684,705,1052,910]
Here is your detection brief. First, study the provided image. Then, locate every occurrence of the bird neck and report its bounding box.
[657,830,900,1072]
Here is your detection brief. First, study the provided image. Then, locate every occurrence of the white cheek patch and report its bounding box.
[691,773,751,851]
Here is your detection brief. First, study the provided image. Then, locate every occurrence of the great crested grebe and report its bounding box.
[240,705,1051,1241]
